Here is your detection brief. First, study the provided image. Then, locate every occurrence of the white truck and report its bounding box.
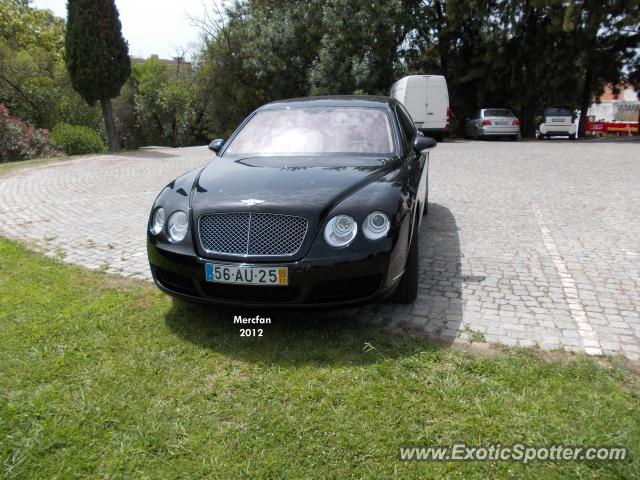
[390,75,450,141]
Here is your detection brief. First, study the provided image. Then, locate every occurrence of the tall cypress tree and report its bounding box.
[65,0,130,152]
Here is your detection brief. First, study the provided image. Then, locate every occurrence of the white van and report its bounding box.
[390,75,449,141]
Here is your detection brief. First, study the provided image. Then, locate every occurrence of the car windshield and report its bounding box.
[223,107,395,156]
[484,109,514,117]
[544,107,572,116]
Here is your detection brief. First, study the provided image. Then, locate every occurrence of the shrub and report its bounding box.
[0,104,61,162]
[51,123,107,155]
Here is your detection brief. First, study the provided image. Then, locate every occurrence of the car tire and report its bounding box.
[474,128,480,140]
[393,218,420,304]
[510,135,518,141]
[569,133,577,140]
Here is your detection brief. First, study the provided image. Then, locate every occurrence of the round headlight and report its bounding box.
[150,207,165,235]
[363,211,390,240]
[324,215,357,247]
[167,211,189,243]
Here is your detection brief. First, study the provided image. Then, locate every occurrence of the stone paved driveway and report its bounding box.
[1,141,639,359]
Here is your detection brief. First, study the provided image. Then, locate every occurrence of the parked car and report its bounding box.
[147,96,436,307]
[538,107,577,139]
[390,75,449,141]
[464,108,520,140]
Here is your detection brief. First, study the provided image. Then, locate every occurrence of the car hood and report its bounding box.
[190,155,400,218]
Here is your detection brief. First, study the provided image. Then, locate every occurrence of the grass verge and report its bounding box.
[0,238,638,479]
[0,155,74,176]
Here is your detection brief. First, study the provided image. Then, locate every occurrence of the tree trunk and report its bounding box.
[520,0,538,139]
[522,104,537,139]
[577,65,593,139]
[100,98,119,152]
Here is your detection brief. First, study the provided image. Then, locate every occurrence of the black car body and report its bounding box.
[147,96,436,307]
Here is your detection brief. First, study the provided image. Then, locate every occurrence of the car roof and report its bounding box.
[259,95,398,110]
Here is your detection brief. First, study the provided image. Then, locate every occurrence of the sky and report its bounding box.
[32,0,216,60]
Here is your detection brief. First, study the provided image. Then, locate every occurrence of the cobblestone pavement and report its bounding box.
[1,141,639,359]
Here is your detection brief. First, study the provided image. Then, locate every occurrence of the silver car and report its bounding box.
[464,108,520,140]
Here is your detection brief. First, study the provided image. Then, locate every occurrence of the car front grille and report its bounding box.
[198,212,308,257]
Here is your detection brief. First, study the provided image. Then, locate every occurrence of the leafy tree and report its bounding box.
[0,0,64,52]
[193,2,269,138]
[189,0,640,139]
[0,0,98,129]
[309,0,419,95]
[65,0,131,151]
[244,0,324,99]
[111,76,139,149]
[494,0,580,137]
[563,0,640,137]
[132,56,197,147]
[405,0,501,132]
[406,0,638,137]
[195,0,418,136]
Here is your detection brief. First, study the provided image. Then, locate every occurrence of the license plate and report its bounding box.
[496,121,508,125]
[552,118,565,122]
[205,263,288,286]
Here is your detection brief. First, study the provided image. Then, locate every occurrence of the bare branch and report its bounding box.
[186,1,227,41]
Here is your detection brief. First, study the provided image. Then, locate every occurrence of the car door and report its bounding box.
[395,103,427,224]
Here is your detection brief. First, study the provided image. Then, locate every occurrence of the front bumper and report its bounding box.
[148,239,399,308]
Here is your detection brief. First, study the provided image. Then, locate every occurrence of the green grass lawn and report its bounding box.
[0,238,638,479]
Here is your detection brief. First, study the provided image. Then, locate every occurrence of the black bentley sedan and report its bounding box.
[147,96,436,307]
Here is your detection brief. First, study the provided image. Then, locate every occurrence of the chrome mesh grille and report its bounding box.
[199,212,308,256]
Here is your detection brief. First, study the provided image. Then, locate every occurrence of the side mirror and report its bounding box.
[208,138,225,154]
[413,136,437,152]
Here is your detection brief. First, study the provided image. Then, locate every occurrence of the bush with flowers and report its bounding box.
[0,104,62,162]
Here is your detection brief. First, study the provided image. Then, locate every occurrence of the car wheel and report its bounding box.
[393,218,420,304]
[474,128,479,140]
[510,135,518,141]
[569,133,577,140]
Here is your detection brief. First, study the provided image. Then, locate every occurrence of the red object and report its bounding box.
[512,118,521,126]
[585,120,638,135]
[482,119,492,126]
